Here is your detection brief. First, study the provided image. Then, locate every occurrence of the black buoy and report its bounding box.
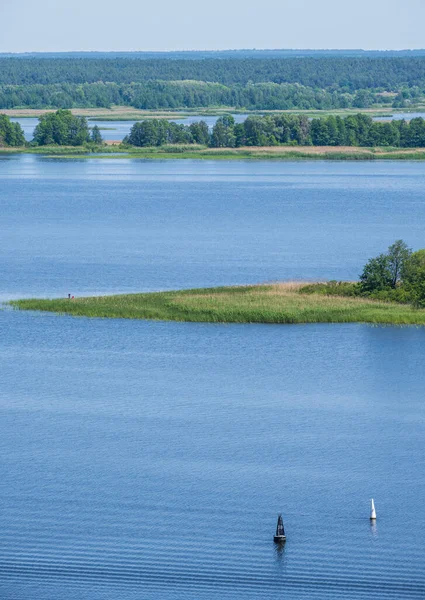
[273,513,286,543]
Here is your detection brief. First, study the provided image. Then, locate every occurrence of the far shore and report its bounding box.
[9,283,425,325]
[3,105,425,120]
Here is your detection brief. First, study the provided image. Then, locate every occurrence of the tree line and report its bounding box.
[2,57,425,89]
[3,111,425,149]
[0,81,398,111]
[0,111,103,147]
[125,114,425,148]
[1,55,425,110]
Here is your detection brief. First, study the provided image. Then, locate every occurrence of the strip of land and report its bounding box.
[3,145,425,160]
[3,105,425,120]
[10,283,425,325]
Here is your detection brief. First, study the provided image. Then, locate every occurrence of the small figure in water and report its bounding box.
[274,514,286,543]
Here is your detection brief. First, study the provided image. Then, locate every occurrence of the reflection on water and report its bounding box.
[273,542,287,563]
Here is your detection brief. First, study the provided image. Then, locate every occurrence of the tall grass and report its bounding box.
[10,283,425,325]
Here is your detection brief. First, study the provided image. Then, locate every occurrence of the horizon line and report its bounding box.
[2,48,425,55]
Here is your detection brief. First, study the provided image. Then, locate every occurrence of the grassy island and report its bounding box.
[3,145,425,161]
[10,283,425,325]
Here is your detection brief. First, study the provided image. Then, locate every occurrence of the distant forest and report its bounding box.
[1,57,425,110]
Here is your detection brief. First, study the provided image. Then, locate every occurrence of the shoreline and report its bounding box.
[3,105,425,120]
[3,145,425,161]
[9,283,425,325]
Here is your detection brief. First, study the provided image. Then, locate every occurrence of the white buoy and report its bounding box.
[370,498,377,520]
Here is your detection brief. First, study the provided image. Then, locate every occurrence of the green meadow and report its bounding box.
[10,283,425,325]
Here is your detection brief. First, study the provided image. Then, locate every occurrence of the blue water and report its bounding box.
[0,156,425,599]
[377,112,425,121]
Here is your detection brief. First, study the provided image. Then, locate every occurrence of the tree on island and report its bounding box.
[360,240,411,293]
[210,115,236,148]
[90,125,103,144]
[125,119,194,146]
[356,240,425,307]
[33,109,90,146]
[0,114,25,147]
[302,240,425,309]
[188,121,210,145]
[401,249,425,307]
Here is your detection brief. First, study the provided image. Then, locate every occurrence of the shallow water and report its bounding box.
[376,112,425,121]
[0,156,424,599]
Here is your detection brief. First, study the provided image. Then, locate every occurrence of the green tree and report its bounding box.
[387,239,412,288]
[189,121,209,145]
[402,249,425,307]
[90,124,103,144]
[33,109,90,146]
[360,240,411,293]
[126,119,193,147]
[0,114,25,146]
[360,254,393,293]
[404,117,425,147]
[210,115,236,148]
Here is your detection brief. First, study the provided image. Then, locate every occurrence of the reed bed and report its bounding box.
[10,145,425,161]
[10,283,425,325]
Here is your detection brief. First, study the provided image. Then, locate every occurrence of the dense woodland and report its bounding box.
[0,81,389,110]
[1,57,425,109]
[2,57,425,87]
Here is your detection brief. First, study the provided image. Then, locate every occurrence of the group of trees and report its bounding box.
[126,114,425,149]
[309,241,425,308]
[310,114,425,147]
[0,110,104,147]
[1,56,425,110]
[0,114,25,146]
[360,241,425,307]
[125,119,209,146]
[33,110,102,146]
[3,110,425,149]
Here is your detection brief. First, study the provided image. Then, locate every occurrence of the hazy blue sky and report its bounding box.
[2,0,424,52]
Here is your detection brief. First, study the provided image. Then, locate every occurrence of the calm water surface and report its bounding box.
[0,156,424,599]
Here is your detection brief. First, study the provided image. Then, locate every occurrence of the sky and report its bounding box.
[1,0,424,53]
